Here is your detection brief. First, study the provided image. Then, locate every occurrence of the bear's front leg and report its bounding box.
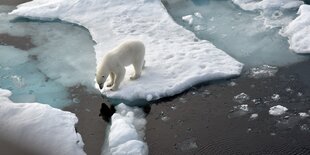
[110,67,125,91]
[106,72,115,87]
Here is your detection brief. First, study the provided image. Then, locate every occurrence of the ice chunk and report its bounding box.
[281,4,310,53]
[0,88,85,155]
[176,138,198,151]
[233,93,250,103]
[250,113,258,120]
[11,0,243,102]
[271,94,280,101]
[102,103,148,155]
[240,104,249,111]
[299,112,309,118]
[269,105,288,116]
[182,15,193,25]
[248,65,278,79]
[194,12,203,18]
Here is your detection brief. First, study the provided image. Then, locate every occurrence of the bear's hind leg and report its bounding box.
[106,72,115,87]
[111,67,125,91]
[130,60,144,80]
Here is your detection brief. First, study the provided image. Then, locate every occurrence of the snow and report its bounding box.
[269,105,288,116]
[281,4,310,53]
[102,103,148,155]
[0,88,85,155]
[10,0,243,102]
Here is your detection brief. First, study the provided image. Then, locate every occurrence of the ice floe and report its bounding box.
[0,88,85,155]
[11,0,243,102]
[102,103,148,155]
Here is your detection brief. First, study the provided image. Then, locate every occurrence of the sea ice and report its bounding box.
[281,4,310,53]
[102,103,148,155]
[176,138,198,151]
[11,0,243,102]
[269,105,288,116]
[0,88,85,155]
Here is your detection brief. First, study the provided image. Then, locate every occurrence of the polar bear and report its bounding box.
[96,40,145,91]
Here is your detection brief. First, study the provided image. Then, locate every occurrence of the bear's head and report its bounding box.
[96,66,109,89]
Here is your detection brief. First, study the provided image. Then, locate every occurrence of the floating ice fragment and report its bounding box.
[182,15,193,25]
[72,97,80,103]
[179,97,187,103]
[251,98,261,104]
[240,104,249,111]
[270,132,276,136]
[297,92,303,97]
[248,65,278,79]
[271,94,280,101]
[161,116,170,122]
[269,105,288,116]
[233,92,250,103]
[176,138,198,151]
[194,12,203,18]
[228,81,237,87]
[286,87,293,93]
[300,124,310,131]
[194,25,205,31]
[299,112,309,118]
[250,113,258,120]
[11,75,25,88]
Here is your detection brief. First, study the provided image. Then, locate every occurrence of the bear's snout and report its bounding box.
[99,83,103,89]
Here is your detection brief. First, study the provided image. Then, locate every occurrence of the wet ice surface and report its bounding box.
[0,6,96,108]
[165,0,309,67]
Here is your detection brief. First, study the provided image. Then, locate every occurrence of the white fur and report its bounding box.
[96,40,145,90]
